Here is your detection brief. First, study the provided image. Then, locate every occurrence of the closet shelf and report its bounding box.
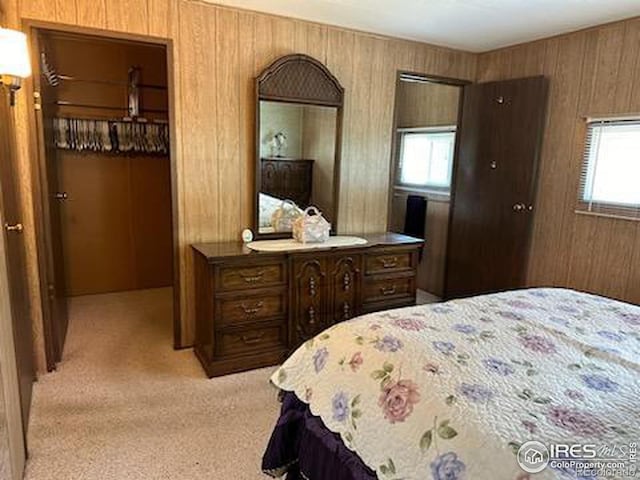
[57,74,168,90]
[55,100,168,114]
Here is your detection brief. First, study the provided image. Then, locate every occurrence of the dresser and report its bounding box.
[261,158,314,207]
[192,233,424,377]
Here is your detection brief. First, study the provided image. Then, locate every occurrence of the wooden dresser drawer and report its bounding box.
[365,251,413,275]
[214,321,287,358]
[217,292,287,326]
[363,275,414,303]
[217,262,286,291]
[192,234,422,377]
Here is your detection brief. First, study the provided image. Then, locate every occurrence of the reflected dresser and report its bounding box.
[192,233,424,377]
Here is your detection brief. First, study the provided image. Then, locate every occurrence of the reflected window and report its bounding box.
[397,127,456,191]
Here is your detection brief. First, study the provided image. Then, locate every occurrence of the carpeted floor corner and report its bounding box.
[25,288,281,480]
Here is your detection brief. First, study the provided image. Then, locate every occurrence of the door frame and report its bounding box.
[386,71,470,298]
[386,71,470,233]
[23,20,183,370]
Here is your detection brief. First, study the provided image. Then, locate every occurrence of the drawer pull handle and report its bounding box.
[241,332,265,345]
[381,285,397,296]
[239,301,264,316]
[379,257,398,268]
[240,270,265,283]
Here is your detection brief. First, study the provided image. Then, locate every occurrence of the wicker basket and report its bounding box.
[271,199,303,232]
[292,206,331,243]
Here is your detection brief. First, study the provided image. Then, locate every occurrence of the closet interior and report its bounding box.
[35,30,174,362]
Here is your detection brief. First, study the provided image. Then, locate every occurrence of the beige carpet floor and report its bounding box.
[25,288,280,480]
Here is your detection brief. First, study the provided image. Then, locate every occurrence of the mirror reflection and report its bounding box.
[258,100,338,235]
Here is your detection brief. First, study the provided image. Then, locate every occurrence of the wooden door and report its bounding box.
[33,30,69,365]
[0,92,35,432]
[445,76,548,298]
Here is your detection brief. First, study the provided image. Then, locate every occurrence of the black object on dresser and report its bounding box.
[192,233,423,377]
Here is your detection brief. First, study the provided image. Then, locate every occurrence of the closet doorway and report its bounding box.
[387,73,466,302]
[29,27,178,370]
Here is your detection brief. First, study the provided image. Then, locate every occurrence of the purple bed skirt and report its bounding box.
[262,391,376,480]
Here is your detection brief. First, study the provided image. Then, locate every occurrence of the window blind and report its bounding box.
[577,118,640,220]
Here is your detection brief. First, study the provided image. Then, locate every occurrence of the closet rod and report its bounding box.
[57,74,167,90]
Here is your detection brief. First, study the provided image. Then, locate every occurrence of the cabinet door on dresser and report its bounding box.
[291,257,329,348]
[328,254,362,324]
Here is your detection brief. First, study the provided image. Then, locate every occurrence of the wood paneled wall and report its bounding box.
[3,0,477,352]
[396,80,460,128]
[478,17,640,304]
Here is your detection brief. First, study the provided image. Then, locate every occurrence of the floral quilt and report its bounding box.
[271,288,640,480]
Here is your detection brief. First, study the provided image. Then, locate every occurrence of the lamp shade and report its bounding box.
[0,28,32,79]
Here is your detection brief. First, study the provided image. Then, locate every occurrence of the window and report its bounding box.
[396,127,456,191]
[579,119,640,220]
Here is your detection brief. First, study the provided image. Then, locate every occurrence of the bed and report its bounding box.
[262,288,640,479]
[259,192,303,233]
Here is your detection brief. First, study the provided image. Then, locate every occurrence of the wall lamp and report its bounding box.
[0,27,32,106]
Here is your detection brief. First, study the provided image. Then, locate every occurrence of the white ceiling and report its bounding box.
[208,0,640,52]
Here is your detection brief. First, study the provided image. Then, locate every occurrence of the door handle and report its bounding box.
[4,223,24,233]
[54,192,68,200]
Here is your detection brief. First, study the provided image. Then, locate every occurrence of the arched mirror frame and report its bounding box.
[254,54,345,239]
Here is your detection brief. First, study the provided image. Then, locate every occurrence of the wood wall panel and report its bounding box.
[326,28,356,236]
[148,0,174,38]
[105,0,149,35]
[75,0,106,29]
[53,0,76,24]
[11,0,477,350]
[216,7,241,243]
[237,11,255,227]
[18,0,55,21]
[294,22,327,62]
[478,17,640,305]
[396,81,460,128]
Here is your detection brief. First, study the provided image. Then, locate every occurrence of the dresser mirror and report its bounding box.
[255,54,344,238]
